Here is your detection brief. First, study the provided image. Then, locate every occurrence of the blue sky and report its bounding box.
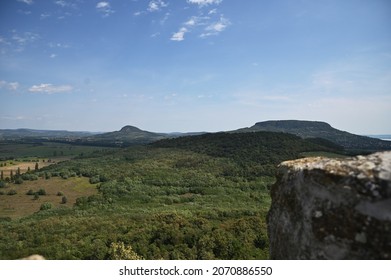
[0,0,390,134]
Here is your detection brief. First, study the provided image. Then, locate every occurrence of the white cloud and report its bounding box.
[0,80,20,91]
[171,27,188,41]
[200,16,230,37]
[187,0,222,7]
[50,53,57,58]
[96,1,114,17]
[160,12,170,25]
[8,31,39,52]
[208,8,217,14]
[40,13,51,19]
[55,0,77,9]
[28,83,73,94]
[12,31,39,45]
[171,12,230,41]
[96,2,109,9]
[55,0,67,7]
[148,0,168,12]
[17,0,33,5]
[184,16,208,27]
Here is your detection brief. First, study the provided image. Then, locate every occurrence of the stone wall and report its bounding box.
[267,152,391,259]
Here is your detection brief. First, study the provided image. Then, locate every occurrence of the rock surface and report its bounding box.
[267,152,391,259]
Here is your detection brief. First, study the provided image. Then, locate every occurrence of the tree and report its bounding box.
[10,170,14,181]
[17,167,21,176]
[61,196,68,204]
[109,242,143,260]
[40,202,52,211]
[35,162,39,171]
[1,170,3,180]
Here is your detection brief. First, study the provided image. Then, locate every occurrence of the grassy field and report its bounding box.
[0,177,98,219]
[0,158,70,178]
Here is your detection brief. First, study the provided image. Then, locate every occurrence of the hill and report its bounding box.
[153,131,343,176]
[0,128,96,141]
[83,125,167,146]
[236,120,391,152]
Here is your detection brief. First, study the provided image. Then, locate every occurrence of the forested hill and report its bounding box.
[82,125,167,146]
[236,120,391,152]
[153,131,343,168]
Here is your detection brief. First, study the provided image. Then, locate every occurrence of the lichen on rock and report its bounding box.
[267,152,391,259]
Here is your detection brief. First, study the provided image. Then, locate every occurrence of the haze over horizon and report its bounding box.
[1,0,390,134]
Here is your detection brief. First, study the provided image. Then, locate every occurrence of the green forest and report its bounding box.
[0,131,344,259]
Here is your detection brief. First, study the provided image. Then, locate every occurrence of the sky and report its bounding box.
[0,0,390,134]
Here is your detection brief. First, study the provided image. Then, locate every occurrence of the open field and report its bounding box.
[0,158,70,179]
[0,177,98,219]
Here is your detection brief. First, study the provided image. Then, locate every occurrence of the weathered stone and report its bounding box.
[20,254,45,260]
[267,151,391,259]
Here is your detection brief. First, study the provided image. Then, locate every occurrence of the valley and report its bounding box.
[0,120,388,260]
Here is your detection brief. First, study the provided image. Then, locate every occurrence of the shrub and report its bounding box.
[33,193,39,200]
[57,191,64,196]
[0,190,5,195]
[89,176,101,184]
[7,189,17,195]
[26,189,35,195]
[40,202,52,211]
[61,196,68,204]
[14,177,23,184]
[37,189,46,195]
[21,174,38,181]
[0,181,6,188]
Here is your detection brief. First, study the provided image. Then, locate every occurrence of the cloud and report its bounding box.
[5,31,40,52]
[17,0,33,5]
[187,0,222,6]
[133,11,143,16]
[96,1,114,17]
[54,0,78,9]
[12,31,39,45]
[200,16,230,37]
[148,0,168,12]
[40,13,51,19]
[28,83,73,94]
[184,16,209,27]
[171,27,188,41]
[0,81,20,91]
[55,0,67,7]
[208,8,217,14]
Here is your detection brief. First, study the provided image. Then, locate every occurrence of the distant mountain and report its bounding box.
[236,120,391,152]
[0,128,97,141]
[2,121,390,151]
[83,125,168,146]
